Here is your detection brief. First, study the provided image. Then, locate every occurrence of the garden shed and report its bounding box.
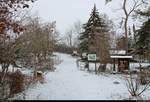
[111,55,133,72]
[109,50,133,72]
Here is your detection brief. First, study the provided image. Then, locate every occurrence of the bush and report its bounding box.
[9,70,24,96]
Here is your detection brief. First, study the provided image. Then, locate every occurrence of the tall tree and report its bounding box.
[79,5,110,64]
[105,0,149,54]
[79,5,108,53]
[136,19,150,51]
[0,0,36,72]
[0,0,36,99]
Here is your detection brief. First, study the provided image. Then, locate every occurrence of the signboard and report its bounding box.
[88,54,97,61]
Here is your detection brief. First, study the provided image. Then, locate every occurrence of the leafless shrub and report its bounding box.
[124,71,150,99]
[9,70,24,97]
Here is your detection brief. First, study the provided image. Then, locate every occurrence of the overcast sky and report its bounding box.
[30,0,136,36]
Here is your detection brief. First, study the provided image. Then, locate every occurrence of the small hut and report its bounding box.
[109,50,133,72]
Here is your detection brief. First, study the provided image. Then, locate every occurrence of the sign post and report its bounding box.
[87,53,97,74]
[88,53,97,61]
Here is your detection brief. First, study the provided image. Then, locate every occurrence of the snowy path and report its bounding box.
[18,53,131,100]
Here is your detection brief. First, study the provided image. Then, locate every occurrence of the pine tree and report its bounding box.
[136,7,150,18]
[136,19,150,51]
[79,4,108,54]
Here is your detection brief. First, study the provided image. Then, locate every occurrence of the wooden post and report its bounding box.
[12,66,15,72]
[95,62,97,74]
[113,59,115,72]
[87,61,90,71]
[118,59,120,72]
[87,61,89,71]
[127,59,130,70]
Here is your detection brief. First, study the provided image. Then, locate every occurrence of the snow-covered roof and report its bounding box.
[109,50,126,55]
[110,55,133,59]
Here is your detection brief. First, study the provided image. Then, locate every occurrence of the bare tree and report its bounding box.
[15,16,57,77]
[106,0,149,53]
[72,21,83,49]
[122,0,146,53]
[65,29,73,48]
[96,31,111,72]
[0,1,36,99]
[64,20,83,52]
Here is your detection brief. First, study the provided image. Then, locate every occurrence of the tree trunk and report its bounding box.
[123,0,129,54]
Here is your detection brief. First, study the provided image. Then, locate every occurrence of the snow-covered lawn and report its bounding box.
[13,53,150,100]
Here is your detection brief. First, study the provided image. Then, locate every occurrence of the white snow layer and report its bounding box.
[13,53,150,100]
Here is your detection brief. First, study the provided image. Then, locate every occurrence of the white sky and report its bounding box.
[30,0,138,36]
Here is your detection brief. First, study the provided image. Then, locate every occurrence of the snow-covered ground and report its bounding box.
[13,53,150,100]
[130,63,150,69]
[0,65,33,76]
